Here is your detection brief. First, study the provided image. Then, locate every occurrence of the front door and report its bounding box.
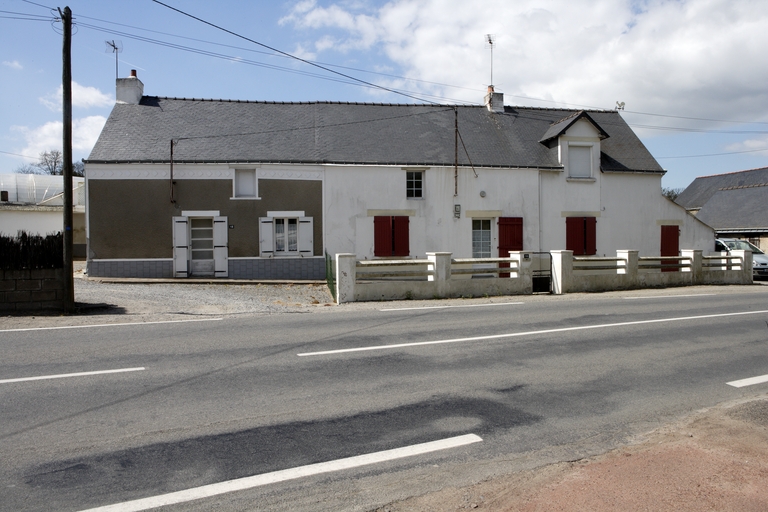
[498,217,523,277]
[660,225,680,273]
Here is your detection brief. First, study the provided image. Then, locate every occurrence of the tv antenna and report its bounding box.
[105,40,123,80]
[485,34,495,86]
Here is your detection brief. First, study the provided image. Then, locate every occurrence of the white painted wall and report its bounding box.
[0,209,63,236]
[324,164,541,259]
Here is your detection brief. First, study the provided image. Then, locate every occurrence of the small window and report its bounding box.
[406,171,423,198]
[472,219,492,258]
[274,218,298,254]
[569,145,592,178]
[259,216,313,257]
[234,169,257,198]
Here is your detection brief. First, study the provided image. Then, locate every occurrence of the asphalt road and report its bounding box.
[2,287,768,511]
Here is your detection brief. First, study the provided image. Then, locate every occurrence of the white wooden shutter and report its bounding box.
[260,217,274,257]
[172,216,189,277]
[298,217,313,257]
[213,216,228,277]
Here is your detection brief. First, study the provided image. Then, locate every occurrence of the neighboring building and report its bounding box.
[675,167,768,251]
[0,173,86,258]
[84,71,713,279]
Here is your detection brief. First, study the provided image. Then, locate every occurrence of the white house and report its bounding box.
[83,72,713,279]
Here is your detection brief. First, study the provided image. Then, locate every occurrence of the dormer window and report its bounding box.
[568,144,593,178]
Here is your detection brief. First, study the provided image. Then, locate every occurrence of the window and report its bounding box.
[234,169,257,198]
[259,215,313,257]
[566,217,596,255]
[274,218,298,254]
[472,219,492,258]
[406,171,423,198]
[374,216,409,257]
[568,145,592,178]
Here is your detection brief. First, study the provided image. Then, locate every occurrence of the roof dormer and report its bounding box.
[540,111,610,180]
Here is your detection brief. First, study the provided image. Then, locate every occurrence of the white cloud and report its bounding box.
[726,136,768,152]
[281,0,768,130]
[40,82,114,112]
[2,60,22,70]
[14,116,108,161]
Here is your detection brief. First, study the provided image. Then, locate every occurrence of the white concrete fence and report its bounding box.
[334,249,752,304]
[551,249,751,294]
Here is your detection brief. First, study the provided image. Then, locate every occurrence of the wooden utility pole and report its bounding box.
[59,6,74,313]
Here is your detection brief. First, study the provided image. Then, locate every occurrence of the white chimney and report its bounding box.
[116,69,144,105]
[484,85,504,113]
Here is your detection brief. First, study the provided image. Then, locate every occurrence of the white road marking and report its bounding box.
[727,374,768,388]
[0,367,146,384]
[0,317,222,333]
[380,302,524,311]
[79,434,483,512]
[298,309,768,356]
[623,294,717,300]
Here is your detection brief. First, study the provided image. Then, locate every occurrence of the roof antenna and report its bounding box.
[105,40,123,80]
[485,34,495,87]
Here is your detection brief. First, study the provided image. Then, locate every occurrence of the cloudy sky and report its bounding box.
[2,0,768,189]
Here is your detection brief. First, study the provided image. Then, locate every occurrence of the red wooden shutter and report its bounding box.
[374,216,391,257]
[566,217,585,255]
[585,217,597,255]
[660,225,679,272]
[498,217,523,253]
[498,217,523,277]
[393,216,410,256]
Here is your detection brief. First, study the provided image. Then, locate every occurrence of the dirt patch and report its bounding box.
[375,397,768,512]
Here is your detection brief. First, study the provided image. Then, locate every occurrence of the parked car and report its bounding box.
[715,238,768,279]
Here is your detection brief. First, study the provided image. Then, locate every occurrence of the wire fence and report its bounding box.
[0,231,63,270]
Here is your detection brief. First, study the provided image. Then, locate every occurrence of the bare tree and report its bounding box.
[14,163,43,174]
[13,150,84,176]
[662,187,684,201]
[37,150,63,175]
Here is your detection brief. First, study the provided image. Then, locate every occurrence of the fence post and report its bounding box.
[427,252,451,297]
[335,253,357,304]
[680,250,702,284]
[550,250,573,295]
[731,250,752,284]
[508,251,533,293]
[616,250,638,288]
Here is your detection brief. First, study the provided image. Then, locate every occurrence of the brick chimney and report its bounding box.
[484,85,504,113]
[116,69,144,105]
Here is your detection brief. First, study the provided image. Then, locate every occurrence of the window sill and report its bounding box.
[230,196,262,200]
[566,177,596,183]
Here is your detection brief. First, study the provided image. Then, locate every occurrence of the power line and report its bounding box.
[655,147,768,159]
[74,20,477,105]
[150,0,439,105]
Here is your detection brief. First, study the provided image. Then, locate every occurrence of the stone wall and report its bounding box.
[0,268,65,311]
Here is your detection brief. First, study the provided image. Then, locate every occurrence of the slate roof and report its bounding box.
[695,184,768,232]
[86,97,663,173]
[675,167,768,210]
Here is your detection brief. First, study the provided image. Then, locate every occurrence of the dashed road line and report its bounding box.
[0,317,222,333]
[380,302,524,311]
[0,367,146,384]
[79,433,483,512]
[298,309,768,356]
[622,294,717,300]
[727,374,768,388]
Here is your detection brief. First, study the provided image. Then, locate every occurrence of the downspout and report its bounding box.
[454,107,458,197]
[170,139,177,204]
